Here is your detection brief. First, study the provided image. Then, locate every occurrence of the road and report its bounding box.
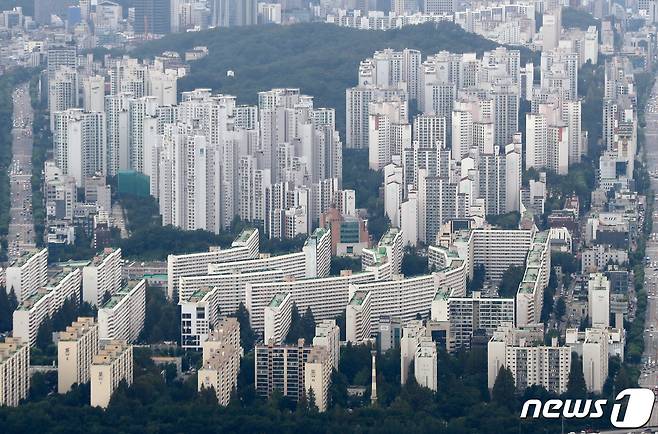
[639,72,658,429]
[7,82,35,259]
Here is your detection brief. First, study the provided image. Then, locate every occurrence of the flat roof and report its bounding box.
[91,248,118,266]
[349,290,369,306]
[379,228,400,246]
[10,249,42,268]
[268,292,288,308]
[16,289,49,311]
[101,280,142,309]
[234,228,256,243]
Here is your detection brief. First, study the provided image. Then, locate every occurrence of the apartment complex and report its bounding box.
[488,324,570,394]
[198,318,241,406]
[167,228,259,300]
[82,247,123,307]
[255,339,312,402]
[0,337,30,407]
[13,267,82,347]
[97,279,146,343]
[57,317,100,393]
[5,248,48,302]
[90,340,133,408]
[264,292,293,345]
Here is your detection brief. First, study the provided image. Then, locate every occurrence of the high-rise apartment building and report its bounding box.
[6,248,48,303]
[58,317,99,394]
[82,248,123,307]
[97,280,147,343]
[90,340,133,408]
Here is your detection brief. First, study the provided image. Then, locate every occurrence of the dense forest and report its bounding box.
[134,22,535,136]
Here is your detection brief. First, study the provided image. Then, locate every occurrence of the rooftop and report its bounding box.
[9,249,42,268]
[188,287,213,302]
[305,227,328,246]
[91,248,118,266]
[0,338,26,363]
[101,280,142,309]
[52,259,91,268]
[234,228,257,243]
[433,288,449,301]
[379,228,400,246]
[349,290,369,306]
[268,292,289,308]
[16,288,49,311]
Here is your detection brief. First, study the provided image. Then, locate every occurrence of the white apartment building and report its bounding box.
[53,109,107,187]
[488,324,570,394]
[48,66,79,130]
[97,280,146,343]
[303,228,332,279]
[179,269,286,311]
[90,340,133,408]
[582,328,609,393]
[246,268,387,332]
[13,268,82,347]
[180,286,221,349]
[470,227,534,281]
[206,251,306,278]
[415,338,438,391]
[0,337,29,407]
[58,317,99,394]
[516,231,551,327]
[166,228,259,300]
[588,273,610,328]
[368,98,411,171]
[400,320,426,385]
[525,106,569,175]
[346,290,373,344]
[566,327,624,360]
[264,292,293,345]
[313,320,341,370]
[363,228,404,275]
[304,347,332,412]
[82,247,123,307]
[6,248,48,302]
[349,269,466,332]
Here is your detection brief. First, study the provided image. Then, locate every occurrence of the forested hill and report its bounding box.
[133,22,535,134]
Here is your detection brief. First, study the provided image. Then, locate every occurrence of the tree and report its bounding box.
[35,317,54,350]
[499,265,525,298]
[491,366,515,410]
[301,307,316,343]
[555,297,566,319]
[0,287,11,332]
[286,303,305,344]
[231,302,256,350]
[467,264,486,292]
[567,353,587,398]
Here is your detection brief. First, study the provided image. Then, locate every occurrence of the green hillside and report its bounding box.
[134,22,535,134]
